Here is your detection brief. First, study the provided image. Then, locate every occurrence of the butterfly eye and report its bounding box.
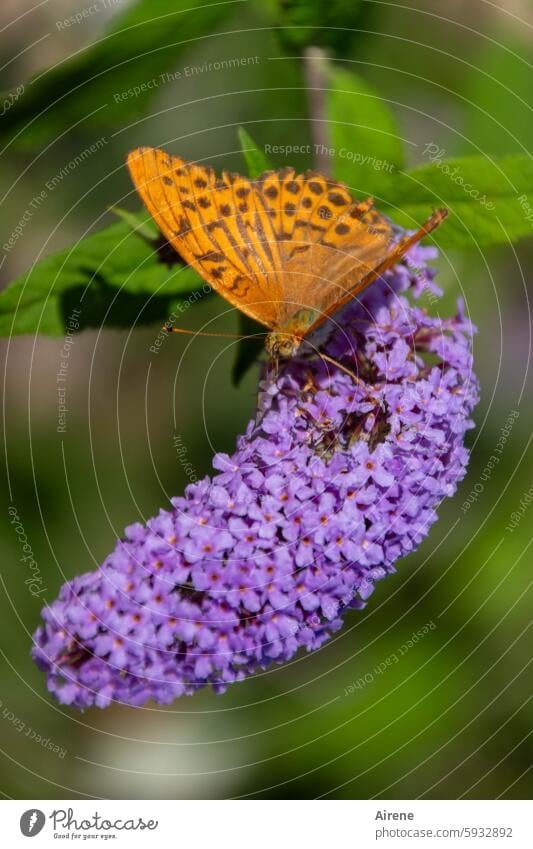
[265,332,301,359]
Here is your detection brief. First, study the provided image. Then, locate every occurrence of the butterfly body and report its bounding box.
[127,147,447,368]
[265,308,320,358]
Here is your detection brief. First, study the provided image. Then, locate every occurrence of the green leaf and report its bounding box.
[1,0,235,149]
[238,127,272,178]
[108,206,159,242]
[231,312,265,386]
[463,35,533,158]
[324,66,533,248]
[0,219,206,336]
[326,64,406,196]
[265,0,369,55]
[380,154,533,248]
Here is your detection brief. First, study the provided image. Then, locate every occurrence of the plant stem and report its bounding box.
[303,46,331,174]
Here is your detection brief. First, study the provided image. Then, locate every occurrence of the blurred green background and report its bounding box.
[0,0,531,800]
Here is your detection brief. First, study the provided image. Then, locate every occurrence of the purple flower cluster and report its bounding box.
[32,243,479,709]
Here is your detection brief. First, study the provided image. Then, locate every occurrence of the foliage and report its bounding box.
[1,6,531,346]
[0,217,203,336]
[0,0,235,149]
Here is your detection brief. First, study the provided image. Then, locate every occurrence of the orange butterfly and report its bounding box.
[127,147,447,364]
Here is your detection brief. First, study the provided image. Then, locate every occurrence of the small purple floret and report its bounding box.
[32,243,479,709]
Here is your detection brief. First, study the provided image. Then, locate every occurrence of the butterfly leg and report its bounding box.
[268,355,280,384]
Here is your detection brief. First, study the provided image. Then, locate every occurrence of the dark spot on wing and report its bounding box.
[285,180,300,194]
[335,223,350,235]
[196,251,226,263]
[174,217,191,236]
[211,266,227,279]
[328,191,348,206]
[288,244,311,259]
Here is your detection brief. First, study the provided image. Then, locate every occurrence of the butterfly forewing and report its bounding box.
[256,169,394,324]
[127,147,283,328]
[297,197,396,320]
[303,208,448,337]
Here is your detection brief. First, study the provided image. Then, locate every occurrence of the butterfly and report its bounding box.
[127,147,447,368]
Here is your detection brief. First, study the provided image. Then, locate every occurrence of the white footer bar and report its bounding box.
[2,799,530,848]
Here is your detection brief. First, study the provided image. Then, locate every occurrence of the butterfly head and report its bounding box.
[265,331,302,360]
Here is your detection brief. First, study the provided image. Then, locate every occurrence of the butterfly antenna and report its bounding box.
[317,351,366,387]
[163,323,262,341]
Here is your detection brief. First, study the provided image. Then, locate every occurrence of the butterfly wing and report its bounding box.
[127,147,283,328]
[256,169,396,324]
[303,208,448,337]
[128,149,447,341]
